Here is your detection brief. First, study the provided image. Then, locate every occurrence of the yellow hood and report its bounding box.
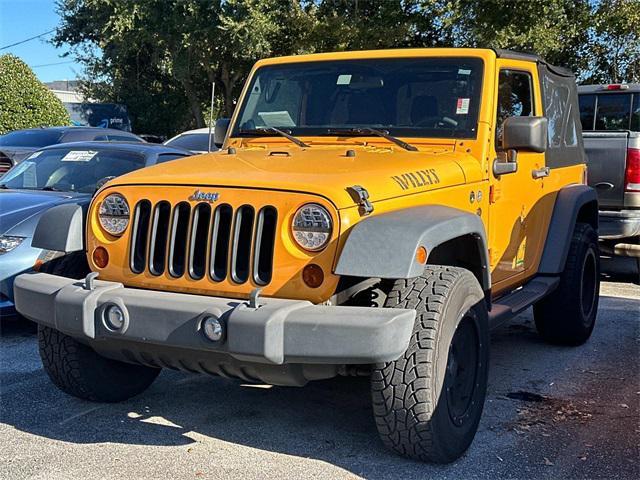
[110,144,475,209]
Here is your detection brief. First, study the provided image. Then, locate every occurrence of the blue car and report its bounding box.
[0,141,192,317]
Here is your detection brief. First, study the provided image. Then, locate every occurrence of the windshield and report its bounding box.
[0,130,63,147]
[233,57,483,139]
[0,148,146,193]
[166,133,216,151]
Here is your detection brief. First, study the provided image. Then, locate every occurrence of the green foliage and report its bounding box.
[584,0,640,83]
[54,0,640,136]
[0,54,70,134]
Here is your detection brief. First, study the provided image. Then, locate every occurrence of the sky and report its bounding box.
[0,0,85,82]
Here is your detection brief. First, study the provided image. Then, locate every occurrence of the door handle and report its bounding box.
[531,167,550,179]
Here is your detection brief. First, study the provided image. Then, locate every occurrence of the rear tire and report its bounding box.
[371,266,489,463]
[533,223,600,345]
[38,326,160,402]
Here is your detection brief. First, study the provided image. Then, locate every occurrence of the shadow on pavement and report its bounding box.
[1,290,639,479]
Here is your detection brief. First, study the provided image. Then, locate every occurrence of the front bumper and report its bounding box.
[14,273,415,377]
[599,210,640,239]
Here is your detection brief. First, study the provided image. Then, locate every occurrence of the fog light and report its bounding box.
[104,304,125,331]
[93,247,109,268]
[202,316,224,342]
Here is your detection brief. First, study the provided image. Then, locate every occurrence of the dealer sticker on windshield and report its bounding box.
[61,150,97,162]
[456,98,470,115]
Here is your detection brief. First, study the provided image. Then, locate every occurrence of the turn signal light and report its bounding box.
[93,247,109,268]
[416,246,428,264]
[302,264,324,288]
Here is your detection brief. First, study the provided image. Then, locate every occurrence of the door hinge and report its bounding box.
[346,185,374,216]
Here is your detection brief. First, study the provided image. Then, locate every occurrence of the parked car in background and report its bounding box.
[0,141,191,318]
[138,134,166,144]
[0,127,145,174]
[164,127,218,153]
[578,83,640,279]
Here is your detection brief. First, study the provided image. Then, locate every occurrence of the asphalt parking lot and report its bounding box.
[1,258,639,480]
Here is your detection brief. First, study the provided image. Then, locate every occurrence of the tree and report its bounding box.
[54,0,315,133]
[54,0,639,135]
[583,0,640,83]
[0,54,70,134]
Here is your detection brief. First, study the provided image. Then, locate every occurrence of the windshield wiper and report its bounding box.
[328,127,418,152]
[40,186,63,192]
[238,127,309,148]
[0,184,9,189]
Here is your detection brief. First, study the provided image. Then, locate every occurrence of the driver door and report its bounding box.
[489,62,549,293]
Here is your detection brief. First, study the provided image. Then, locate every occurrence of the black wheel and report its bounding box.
[39,251,90,279]
[38,326,160,402]
[534,223,600,345]
[371,266,489,463]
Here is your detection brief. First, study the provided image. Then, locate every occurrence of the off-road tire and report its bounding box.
[39,251,90,279]
[38,326,160,402]
[533,223,600,346]
[371,266,489,463]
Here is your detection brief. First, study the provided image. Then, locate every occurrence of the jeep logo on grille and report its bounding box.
[189,190,220,203]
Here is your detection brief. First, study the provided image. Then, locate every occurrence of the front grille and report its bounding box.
[130,200,277,285]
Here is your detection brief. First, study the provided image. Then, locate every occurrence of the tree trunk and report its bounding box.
[183,79,204,127]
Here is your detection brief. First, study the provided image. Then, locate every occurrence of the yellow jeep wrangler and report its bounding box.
[15,48,599,463]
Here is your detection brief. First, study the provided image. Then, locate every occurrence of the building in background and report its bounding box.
[45,80,133,132]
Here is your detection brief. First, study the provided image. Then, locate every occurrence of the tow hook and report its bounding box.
[249,288,263,309]
[347,185,374,216]
[83,272,99,291]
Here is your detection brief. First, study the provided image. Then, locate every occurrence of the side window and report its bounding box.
[156,154,188,164]
[578,94,596,131]
[632,94,639,131]
[496,70,534,147]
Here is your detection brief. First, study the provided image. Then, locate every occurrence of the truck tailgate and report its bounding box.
[583,131,629,208]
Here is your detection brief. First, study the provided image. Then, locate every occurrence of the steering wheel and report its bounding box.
[438,116,459,128]
[414,116,459,128]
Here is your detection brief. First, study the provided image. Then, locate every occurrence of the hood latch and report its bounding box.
[346,185,374,216]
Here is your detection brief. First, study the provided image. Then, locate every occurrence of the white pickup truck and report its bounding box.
[578,84,640,280]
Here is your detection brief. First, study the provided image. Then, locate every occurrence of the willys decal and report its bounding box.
[391,169,441,191]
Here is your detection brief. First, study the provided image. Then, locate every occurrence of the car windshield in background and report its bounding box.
[166,133,215,151]
[0,130,63,147]
[233,57,484,139]
[0,148,146,193]
[579,92,639,131]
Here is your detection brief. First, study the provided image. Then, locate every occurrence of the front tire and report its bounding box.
[533,223,600,345]
[38,326,160,402]
[371,266,489,463]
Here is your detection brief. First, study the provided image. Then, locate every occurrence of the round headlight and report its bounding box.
[291,203,332,251]
[98,193,130,236]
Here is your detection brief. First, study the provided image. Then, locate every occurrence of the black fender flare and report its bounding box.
[538,184,598,275]
[32,203,87,253]
[334,205,491,290]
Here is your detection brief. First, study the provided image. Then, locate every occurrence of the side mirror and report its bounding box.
[494,116,548,177]
[214,118,231,148]
[502,116,548,153]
